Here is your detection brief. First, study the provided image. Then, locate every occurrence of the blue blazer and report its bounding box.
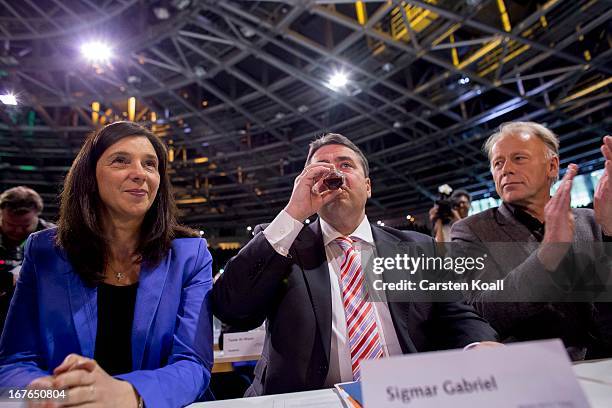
[0,228,213,408]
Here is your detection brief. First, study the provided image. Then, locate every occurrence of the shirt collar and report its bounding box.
[320,214,374,247]
[503,202,544,227]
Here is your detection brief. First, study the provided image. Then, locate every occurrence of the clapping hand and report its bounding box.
[537,163,578,271]
[594,135,612,235]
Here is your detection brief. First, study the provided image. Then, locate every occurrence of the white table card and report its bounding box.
[361,339,590,408]
[222,329,265,358]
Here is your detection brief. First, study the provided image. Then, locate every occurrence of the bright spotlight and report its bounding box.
[328,71,348,89]
[0,93,17,105]
[81,41,113,62]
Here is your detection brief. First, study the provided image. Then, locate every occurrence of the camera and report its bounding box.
[433,184,458,225]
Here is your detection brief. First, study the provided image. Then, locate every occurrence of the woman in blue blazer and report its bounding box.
[0,121,213,408]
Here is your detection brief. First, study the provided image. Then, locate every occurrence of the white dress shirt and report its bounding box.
[263,210,403,385]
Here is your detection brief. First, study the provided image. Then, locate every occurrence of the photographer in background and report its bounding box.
[0,186,54,332]
[429,185,471,242]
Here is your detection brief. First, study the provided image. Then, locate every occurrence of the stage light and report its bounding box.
[194,66,207,77]
[81,41,113,62]
[239,26,256,38]
[153,7,170,20]
[0,93,17,105]
[328,71,348,89]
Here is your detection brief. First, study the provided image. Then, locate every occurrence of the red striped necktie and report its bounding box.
[334,236,384,380]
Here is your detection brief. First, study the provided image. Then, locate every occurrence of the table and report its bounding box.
[574,358,612,407]
[212,350,260,373]
[193,359,612,407]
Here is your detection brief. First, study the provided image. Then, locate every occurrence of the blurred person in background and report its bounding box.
[429,186,471,242]
[0,186,54,332]
[0,121,214,408]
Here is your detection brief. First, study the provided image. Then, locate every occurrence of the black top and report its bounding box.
[94,282,138,376]
[504,203,545,242]
[504,202,612,242]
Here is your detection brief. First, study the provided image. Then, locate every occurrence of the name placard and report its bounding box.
[222,329,264,358]
[361,339,589,408]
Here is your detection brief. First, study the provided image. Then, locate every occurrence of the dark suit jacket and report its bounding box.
[451,205,612,359]
[0,218,54,332]
[212,220,497,396]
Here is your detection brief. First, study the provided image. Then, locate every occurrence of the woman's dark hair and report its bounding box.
[56,121,197,285]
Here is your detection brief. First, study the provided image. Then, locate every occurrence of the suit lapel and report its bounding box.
[371,225,418,354]
[495,205,538,258]
[65,253,169,368]
[66,263,97,359]
[131,256,170,369]
[496,204,539,243]
[292,220,332,364]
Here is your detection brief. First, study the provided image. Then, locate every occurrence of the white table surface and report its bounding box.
[213,349,260,364]
[192,359,612,408]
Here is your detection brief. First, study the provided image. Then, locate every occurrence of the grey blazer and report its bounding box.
[451,204,612,359]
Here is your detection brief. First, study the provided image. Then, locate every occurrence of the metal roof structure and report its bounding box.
[0,0,610,235]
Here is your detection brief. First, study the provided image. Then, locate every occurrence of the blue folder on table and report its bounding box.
[334,381,363,408]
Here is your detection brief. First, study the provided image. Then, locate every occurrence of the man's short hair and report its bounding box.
[483,121,560,185]
[0,186,43,215]
[484,121,560,161]
[305,133,370,177]
[451,189,471,202]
